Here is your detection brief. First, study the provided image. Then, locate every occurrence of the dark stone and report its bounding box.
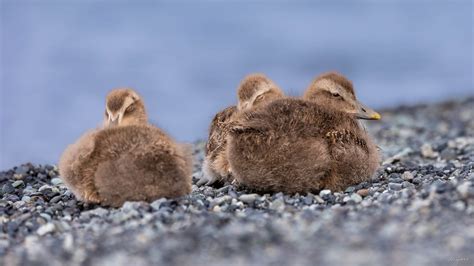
[2,183,15,195]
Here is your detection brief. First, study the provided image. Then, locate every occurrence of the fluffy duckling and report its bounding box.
[201,74,284,185]
[59,88,192,207]
[227,72,381,193]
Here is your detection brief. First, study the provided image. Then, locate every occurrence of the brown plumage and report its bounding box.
[227,72,381,193]
[103,88,148,127]
[59,88,192,207]
[237,73,284,110]
[201,73,284,185]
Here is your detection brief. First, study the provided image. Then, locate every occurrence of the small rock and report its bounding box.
[303,195,313,205]
[440,149,458,160]
[402,181,415,189]
[356,189,369,197]
[2,183,15,194]
[238,194,259,204]
[421,143,438,159]
[412,177,423,185]
[343,196,351,203]
[388,183,402,191]
[39,213,52,222]
[319,190,331,197]
[452,201,465,211]
[51,178,63,186]
[37,223,56,236]
[12,180,25,188]
[211,196,231,207]
[269,198,285,212]
[402,171,414,181]
[150,198,168,210]
[457,182,473,199]
[313,195,325,204]
[21,195,31,202]
[50,196,62,204]
[38,185,52,192]
[345,186,356,193]
[350,193,363,203]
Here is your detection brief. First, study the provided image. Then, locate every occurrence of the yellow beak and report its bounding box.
[355,101,381,120]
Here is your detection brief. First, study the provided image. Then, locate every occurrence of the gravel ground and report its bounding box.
[1,97,474,266]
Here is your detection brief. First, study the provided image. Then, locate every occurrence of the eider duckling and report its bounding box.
[227,72,381,194]
[201,73,284,185]
[59,88,192,207]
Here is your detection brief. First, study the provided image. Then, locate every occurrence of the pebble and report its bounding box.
[2,183,15,194]
[269,198,285,212]
[357,189,369,197]
[37,223,56,236]
[402,171,414,181]
[421,143,438,158]
[350,193,363,203]
[50,195,62,204]
[388,183,403,191]
[319,190,331,197]
[39,185,52,192]
[239,194,259,204]
[12,180,25,188]
[456,182,473,199]
[344,186,356,193]
[150,198,168,210]
[51,178,63,186]
[211,195,231,207]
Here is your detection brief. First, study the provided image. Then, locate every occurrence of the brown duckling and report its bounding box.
[227,72,381,194]
[201,74,284,185]
[59,88,192,207]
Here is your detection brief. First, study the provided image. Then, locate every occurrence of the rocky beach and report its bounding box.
[1,97,473,266]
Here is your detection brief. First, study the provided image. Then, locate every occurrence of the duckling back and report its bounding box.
[227,98,380,193]
[59,124,193,207]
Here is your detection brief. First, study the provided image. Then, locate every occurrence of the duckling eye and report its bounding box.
[125,104,135,114]
[331,92,341,98]
[255,94,265,102]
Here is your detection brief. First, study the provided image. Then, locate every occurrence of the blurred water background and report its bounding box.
[1,1,473,169]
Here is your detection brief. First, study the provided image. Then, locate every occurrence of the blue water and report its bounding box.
[1,1,473,169]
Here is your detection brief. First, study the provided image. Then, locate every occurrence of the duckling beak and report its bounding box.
[355,101,381,120]
[108,114,120,126]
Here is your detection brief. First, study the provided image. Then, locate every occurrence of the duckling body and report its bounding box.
[202,105,238,185]
[59,88,192,207]
[227,72,380,193]
[201,74,284,185]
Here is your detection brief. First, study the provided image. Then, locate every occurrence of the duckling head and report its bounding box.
[303,72,381,120]
[237,73,284,111]
[104,88,148,127]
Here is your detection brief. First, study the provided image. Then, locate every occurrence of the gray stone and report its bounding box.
[210,196,232,207]
[2,183,15,194]
[402,171,414,181]
[457,182,473,199]
[150,198,168,211]
[388,183,403,191]
[421,143,438,158]
[319,190,331,197]
[36,223,56,236]
[51,178,63,186]
[12,180,25,188]
[269,198,285,212]
[239,194,259,204]
[350,193,363,203]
